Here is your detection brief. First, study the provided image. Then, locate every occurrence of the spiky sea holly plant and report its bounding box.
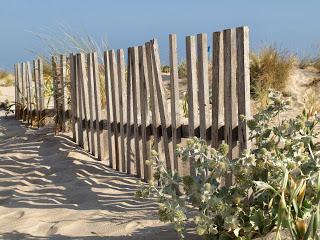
[136,90,320,240]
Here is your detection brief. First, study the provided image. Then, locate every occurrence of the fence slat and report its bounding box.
[138,45,150,180]
[186,35,198,175]
[223,28,238,186]
[126,48,133,174]
[169,34,181,174]
[33,60,39,127]
[131,46,142,178]
[109,50,121,171]
[117,49,127,171]
[104,51,115,168]
[145,42,160,179]
[69,54,78,142]
[236,26,251,152]
[92,52,104,161]
[37,59,44,127]
[60,55,67,131]
[150,39,172,172]
[76,54,84,148]
[26,62,33,126]
[87,53,97,157]
[14,64,20,119]
[197,33,209,140]
[21,62,27,121]
[78,53,91,150]
[212,31,224,149]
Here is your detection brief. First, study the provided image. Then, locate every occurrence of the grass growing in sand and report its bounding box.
[0,69,14,87]
[250,46,294,105]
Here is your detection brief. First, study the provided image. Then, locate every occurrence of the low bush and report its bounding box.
[250,47,294,105]
[137,90,320,240]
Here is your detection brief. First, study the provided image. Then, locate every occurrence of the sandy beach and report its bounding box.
[0,111,202,239]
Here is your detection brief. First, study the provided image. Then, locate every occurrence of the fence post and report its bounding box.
[169,34,181,175]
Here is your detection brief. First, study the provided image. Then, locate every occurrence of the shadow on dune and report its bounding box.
[0,224,201,240]
[0,115,157,215]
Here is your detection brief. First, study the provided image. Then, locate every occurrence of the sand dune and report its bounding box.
[0,112,201,240]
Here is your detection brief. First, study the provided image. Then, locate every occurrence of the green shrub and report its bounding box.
[250,47,294,105]
[178,61,187,79]
[161,65,170,73]
[137,90,320,240]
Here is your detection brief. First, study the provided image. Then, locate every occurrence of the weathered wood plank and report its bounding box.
[92,52,104,161]
[78,53,91,151]
[26,62,33,126]
[197,33,209,140]
[131,46,142,178]
[109,50,121,171]
[150,39,172,172]
[37,59,44,127]
[145,42,160,173]
[21,62,27,121]
[186,35,199,175]
[138,45,150,180]
[87,53,97,156]
[33,60,39,126]
[169,34,181,174]
[117,49,127,171]
[223,28,238,186]
[104,51,115,168]
[212,31,224,148]
[236,26,251,152]
[60,55,67,131]
[76,54,84,148]
[126,48,134,174]
[69,53,78,142]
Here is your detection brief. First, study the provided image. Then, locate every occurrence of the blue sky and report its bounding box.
[1,0,320,70]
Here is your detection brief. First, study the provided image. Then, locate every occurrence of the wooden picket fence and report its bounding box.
[14,26,251,182]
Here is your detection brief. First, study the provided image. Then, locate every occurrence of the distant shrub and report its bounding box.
[250,46,294,104]
[178,61,187,79]
[161,65,170,73]
[0,70,14,86]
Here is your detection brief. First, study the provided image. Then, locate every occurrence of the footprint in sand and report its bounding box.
[46,224,58,236]
[0,210,25,220]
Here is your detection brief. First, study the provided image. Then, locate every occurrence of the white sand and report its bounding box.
[0,112,202,239]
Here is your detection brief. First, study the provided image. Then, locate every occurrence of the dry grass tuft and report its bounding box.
[250,46,294,104]
[0,70,14,86]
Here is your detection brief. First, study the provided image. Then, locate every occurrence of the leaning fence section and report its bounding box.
[14,26,251,182]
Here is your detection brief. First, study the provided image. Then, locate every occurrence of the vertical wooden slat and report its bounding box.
[69,53,78,142]
[79,53,91,152]
[26,62,32,126]
[126,48,133,174]
[186,36,198,175]
[76,54,84,148]
[138,45,150,180]
[33,60,39,127]
[131,46,142,178]
[150,39,172,172]
[21,62,27,121]
[223,28,238,186]
[117,49,127,171]
[37,59,44,127]
[104,51,115,168]
[212,31,224,148]
[109,50,121,171]
[92,52,104,161]
[87,53,97,157]
[169,34,181,174]
[52,56,59,131]
[236,26,251,152]
[145,42,160,161]
[197,33,209,140]
[60,55,67,131]
[14,64,19,119]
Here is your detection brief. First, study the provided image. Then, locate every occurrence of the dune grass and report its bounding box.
[250,46,294,105]
[0,69,14,86]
